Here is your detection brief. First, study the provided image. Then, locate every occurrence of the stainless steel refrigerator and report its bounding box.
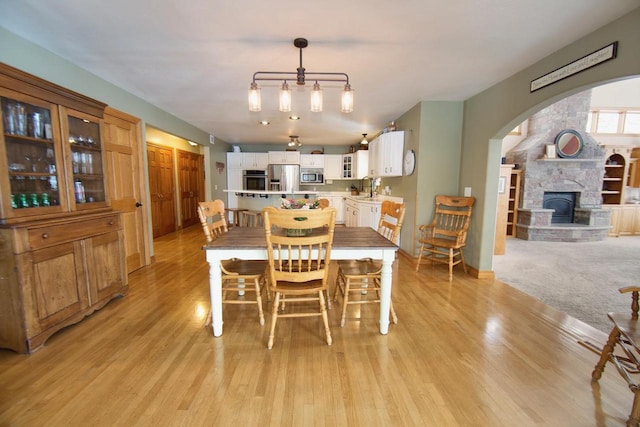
[268,164,300,192]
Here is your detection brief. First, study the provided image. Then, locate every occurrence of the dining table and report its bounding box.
[203,226,399,337]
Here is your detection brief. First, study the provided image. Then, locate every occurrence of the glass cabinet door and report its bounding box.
[61,108,107,209]
[1,94,65,218]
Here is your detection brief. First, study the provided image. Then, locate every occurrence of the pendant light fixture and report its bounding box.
[279,81,291,112]
[288,135,302,147]
[360,133,368,145]
[249,38,354,113]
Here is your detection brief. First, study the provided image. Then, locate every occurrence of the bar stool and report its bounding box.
[225,208,248,227]
[242,210,263,227]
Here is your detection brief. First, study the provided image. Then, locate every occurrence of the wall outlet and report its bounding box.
[464,187,472,197]
[214,184,218,190]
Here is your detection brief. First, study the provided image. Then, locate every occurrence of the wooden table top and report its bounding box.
[203,226,398,251]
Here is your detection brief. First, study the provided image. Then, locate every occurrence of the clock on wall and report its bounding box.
[404,149,415,176]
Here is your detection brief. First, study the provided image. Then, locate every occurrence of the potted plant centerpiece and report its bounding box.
[280,198,320,236]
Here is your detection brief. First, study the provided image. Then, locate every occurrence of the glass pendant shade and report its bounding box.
[279,81,292,112]
[310,82,323,112]
[248,82,261,112]
[341,83,354,113]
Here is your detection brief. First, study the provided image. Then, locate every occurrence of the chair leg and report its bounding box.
[415,244,424,272]
[628,389,640,427]
[448,248,454,281]
[253,277,265,326]
[459,249,468,274]
[319,290,332,346]
[390,300,398,324]
[268,292,280,350]
[339,274,350,327]
[592,327,620,380]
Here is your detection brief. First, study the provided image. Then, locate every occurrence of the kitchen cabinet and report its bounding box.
[606,205,640,237]
[242,152,268,169]
[0,211,127,353]
[342,151,368,179]
[368,137,378,177]
[300,154,324,168]
[374,131,404,177]
[344,197,381,229]
[317,194,344,224]
[358,200,381,229]
[323,154,342,180]
[268,151,300,165]
[227,152,243,169]
[344,198,359,227]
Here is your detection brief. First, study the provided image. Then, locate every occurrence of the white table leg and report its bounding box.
[208,258,223,337]
[378,250,395,335]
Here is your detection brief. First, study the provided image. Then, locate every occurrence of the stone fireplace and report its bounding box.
[505,92,610,242]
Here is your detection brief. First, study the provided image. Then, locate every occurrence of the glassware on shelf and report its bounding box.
[15,103,27,136]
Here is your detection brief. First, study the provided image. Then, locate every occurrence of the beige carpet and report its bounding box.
[493,235,640,333]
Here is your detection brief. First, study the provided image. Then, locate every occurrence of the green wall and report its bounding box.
[461,7,640,273]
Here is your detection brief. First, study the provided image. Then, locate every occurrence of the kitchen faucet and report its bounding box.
[361,176,373,197]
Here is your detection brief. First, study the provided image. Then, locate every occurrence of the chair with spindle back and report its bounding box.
[197,200,267,325]
[333,200,404,327]
[262,206,337,349]
[415,195,475,281]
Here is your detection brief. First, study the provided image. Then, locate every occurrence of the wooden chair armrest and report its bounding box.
[619,286,640,294]
[418,224,436,239]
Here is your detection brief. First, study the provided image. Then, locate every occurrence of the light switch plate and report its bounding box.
[464,187,472,197]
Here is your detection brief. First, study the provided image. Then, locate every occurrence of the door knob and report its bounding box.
[135,202,143,207]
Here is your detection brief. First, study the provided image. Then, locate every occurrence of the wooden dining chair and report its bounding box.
[318,198,330,209]
[415,195,475,281]
[197,200,267,325]
[580,286,640,427]
[261,206,337,349]
[332,200,404,327]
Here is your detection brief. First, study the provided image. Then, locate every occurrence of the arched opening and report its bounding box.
[492,76,640,332]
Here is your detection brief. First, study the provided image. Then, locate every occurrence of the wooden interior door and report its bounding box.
[178,149,204,228]
[147,143,176,238]
[103,107,149,273]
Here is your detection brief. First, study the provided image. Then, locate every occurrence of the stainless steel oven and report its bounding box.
[243,169,268,191]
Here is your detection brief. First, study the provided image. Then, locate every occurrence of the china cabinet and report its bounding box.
[0,63,126,353]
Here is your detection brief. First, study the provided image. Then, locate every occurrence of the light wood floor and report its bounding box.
[0,225,632,426]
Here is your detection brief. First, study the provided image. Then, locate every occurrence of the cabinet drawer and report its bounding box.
[28,215,120,250]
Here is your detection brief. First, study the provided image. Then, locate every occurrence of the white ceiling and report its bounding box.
[1,1,638,147]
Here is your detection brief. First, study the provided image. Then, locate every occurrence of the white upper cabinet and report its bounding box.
[242,152,269,169]
[300,154,325,168]
[227,152,243,169]
[269,151,300,164]
[323,154,342,180]
[342,151,369,179]
[369,131,404,177]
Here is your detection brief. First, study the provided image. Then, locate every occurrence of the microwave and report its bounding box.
[301,168,324,184]
[243,169,268,191]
